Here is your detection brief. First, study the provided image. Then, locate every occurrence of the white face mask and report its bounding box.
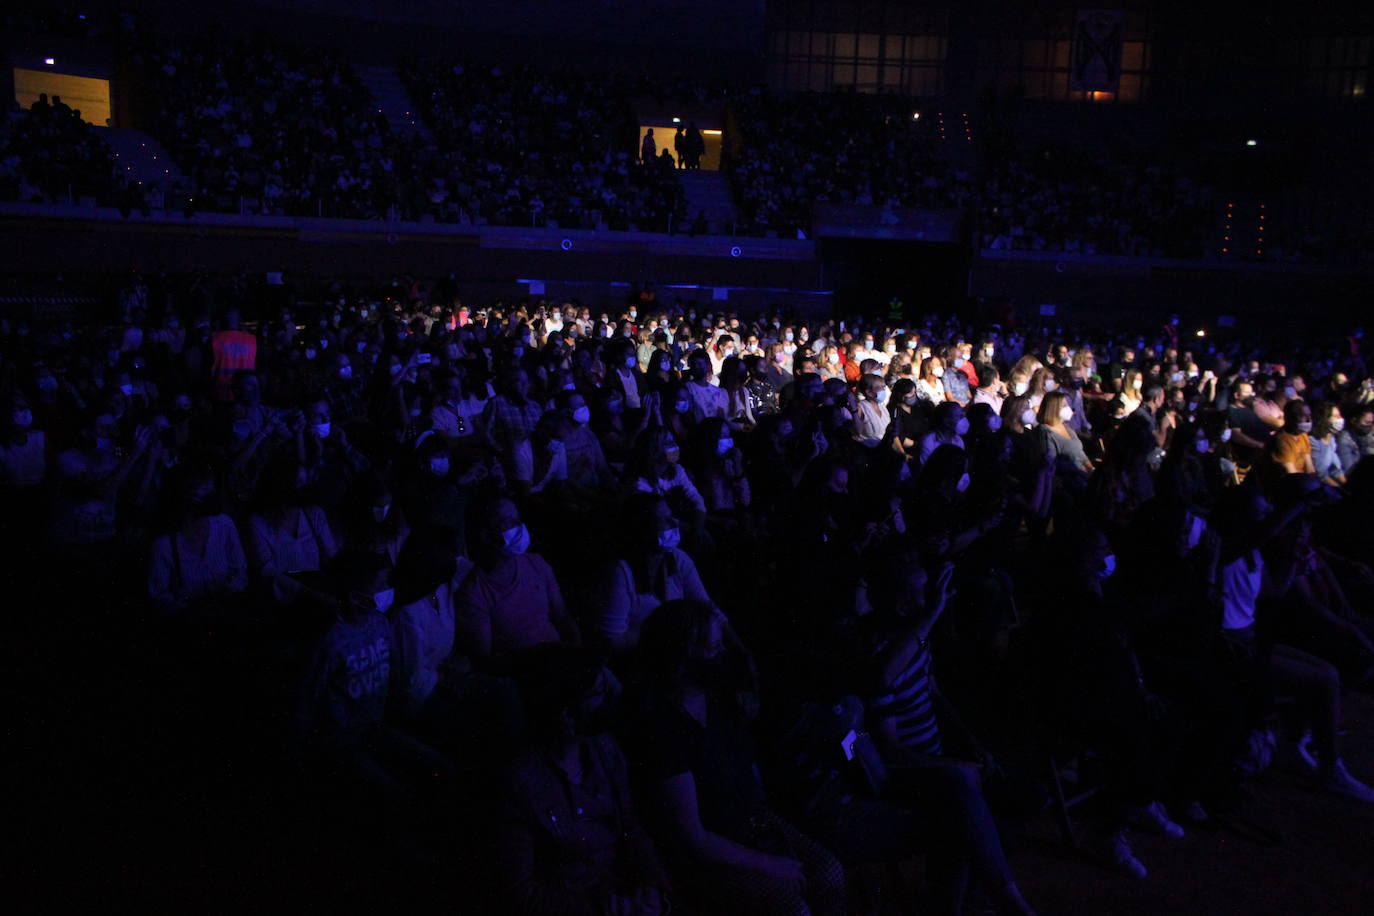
[1196,438,1211,454]
[1044,379,1057,391]
[625,356,638,369]
[429,456,450,476]
[313,422,331,439]
[338,366,353,380]
[372,503,391,522]
[827,352,840,364]
[953,357,966,368]
[1220,428,1232,442]
[373,587,395,613]
[1013,381,1028,396]
[1058,406,1073,423]
[932,367,945,378]
[987,415,1002,432]
[502,522,531,556]
[1331,417,1346,433]
[573,406,591,424]
[875,388,890,405]
[1132,378,1143,390]
[954,417,970,435]
[1098,555,1116,580]
[657,526,681,550]
[1021,408,1037,427]
[956,472,971,492]
[1297,421,1313,433]
[984,347,994,358]
[716,438,734,456]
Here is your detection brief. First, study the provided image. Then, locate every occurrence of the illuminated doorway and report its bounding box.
[637,123,722,171]
[13,67,111,125]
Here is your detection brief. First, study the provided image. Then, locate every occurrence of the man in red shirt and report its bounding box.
[211,309,257,401]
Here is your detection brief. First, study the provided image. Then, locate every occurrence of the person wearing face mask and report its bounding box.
[687,417,751,518]
[743,354,781,418]
[339,472,408,567]
[919,401,967,465]
[302,398,368,512]
[247,456,339,605]
[1,392,46,488]
[455,492,580,664]
[630,599,847,916]
[915,355,948,406]
[324,352,365,423]
[555,390,610,490]
[482,368,548,498]
[500,645,670,916]
[818,345,845,382]
[529,410,573,496]
[683,350,728,422]
[610,341,646,411]
[1036,391,1093,476]
[1266,399,1317,478]
[941,346,972,405]
[1116,369,1145,417]
[429,369,485,444]
[146,463,247,614]
[1308,402,1348,488]
[1206,487,1374,803]
[297,550,452,806]
[626,427,709,527]
[857,549,1036,915]
[1034,524,1202,879]
[1335,406,1374,474]
[388,524,478,723]
[852,374,892,448]
[598,494,716,650]
[972,364,1005,416]
[887,378,931,460]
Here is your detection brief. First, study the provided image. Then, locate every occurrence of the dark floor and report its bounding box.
[12,562,1374,915]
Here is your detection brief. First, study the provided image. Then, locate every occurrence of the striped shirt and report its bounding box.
[869,639,943,756]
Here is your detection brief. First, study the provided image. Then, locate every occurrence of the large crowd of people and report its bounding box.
[5,269,1374,914]
[139,38,404,219]
[398,60,685,231]
[1,94,118,206]
[728,90,979,238]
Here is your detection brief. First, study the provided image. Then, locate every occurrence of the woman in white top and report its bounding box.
[247,458,339,603]
[852,374,892,448]
[148,469,248,613]
[389,526,475,720]
[914,355,948,405]
[1118,369,1145,416]
[598,493,715,650]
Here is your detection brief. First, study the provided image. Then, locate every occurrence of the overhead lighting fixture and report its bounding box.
[912,112,920,120]
[44,58,55,66]
[702,129,722,135]
[1246,139,1258,147]
[672,117,681,124]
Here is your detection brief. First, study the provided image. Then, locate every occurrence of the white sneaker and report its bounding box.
[1124,801,1185,839]
[1087,828,1148,879]
[1322,759,1374,803]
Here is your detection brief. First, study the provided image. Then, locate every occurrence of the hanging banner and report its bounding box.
[1071,9,1125,93]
